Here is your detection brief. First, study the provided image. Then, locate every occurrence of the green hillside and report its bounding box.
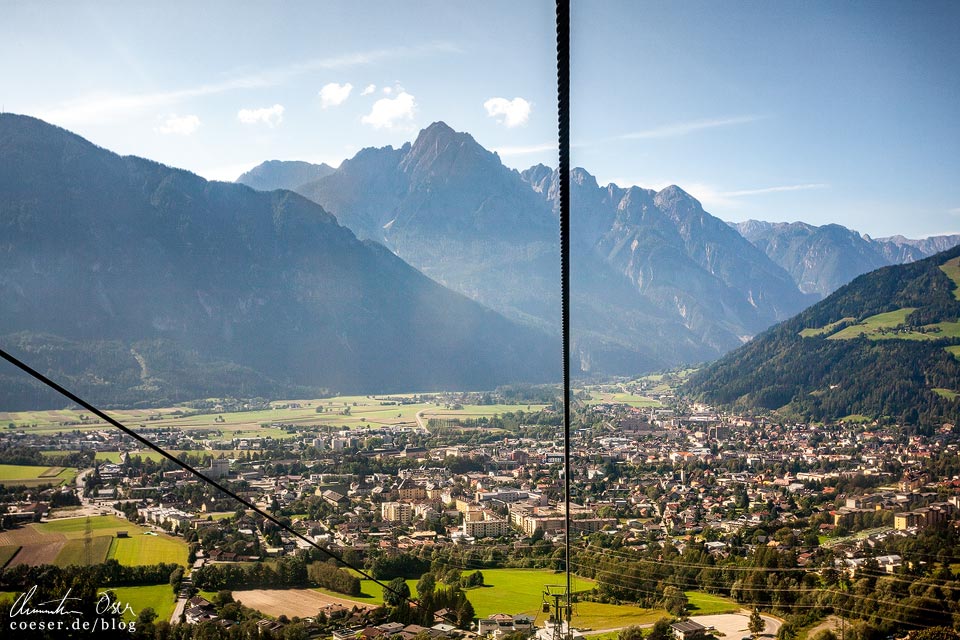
[686,246,960,427]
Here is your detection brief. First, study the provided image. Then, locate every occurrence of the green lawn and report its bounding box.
[934,388,959,400]
[108,533,189,567]
[582,393,661,408]
[101,583,176,622]
[839,414,872,423]
[56,535,113,566]
[684,591,738,615]
[947,345,960,360]
[0,464,77,487]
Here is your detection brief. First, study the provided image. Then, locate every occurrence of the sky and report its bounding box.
[2,1,958,238]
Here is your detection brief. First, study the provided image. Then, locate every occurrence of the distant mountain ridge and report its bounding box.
[0,114,558,409]
[733,219,960,298]
[236,160,336,192]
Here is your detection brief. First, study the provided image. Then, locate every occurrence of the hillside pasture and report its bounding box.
[799,317,855,338]
[941,256,960,300]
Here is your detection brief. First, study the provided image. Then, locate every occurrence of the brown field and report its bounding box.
[0,527,66,566]
[233,588,376,619]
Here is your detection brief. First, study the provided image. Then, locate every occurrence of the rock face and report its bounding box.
[294,123,813,372]
[735,220,960,298]
[0,114,559,409]
[236,160,336,192]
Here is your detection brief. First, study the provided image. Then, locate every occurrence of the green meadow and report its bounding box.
[0,464,77,487]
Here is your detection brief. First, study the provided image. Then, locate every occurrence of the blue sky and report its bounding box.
[572,0,960,238]
[3,1,958,238]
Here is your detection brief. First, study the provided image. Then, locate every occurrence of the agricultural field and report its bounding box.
[108,532,189,566]
[236,588,377,619]
[815,308,960,341]
[56,535,114,566]
[947,345,960,359]
[934,388,959,400]
[0,545,20,568]
[0,516,188,569]
[828,308,915,339]
[0,394,550,438]
[581,392,660,408]
[102,583,176,622]
[0,463,77,487]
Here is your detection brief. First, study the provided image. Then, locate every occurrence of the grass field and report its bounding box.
[839,414,873,423]
[326,569,666,629]
[36,515,141,537]
[0,464,77,487]
[102,583,176,622]
[582,392,661,408]
[108,533,189,566]
[800,317,855,338]
[947,346,960,360]
[934,388,959,400]
[684,591,738,615]
[0,546,20,568]
[820,308,960,342]
[941,256,960,301]
[56,535,113,566]
[828,308,915,339]
[0,395,550,437]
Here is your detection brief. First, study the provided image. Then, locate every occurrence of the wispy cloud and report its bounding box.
[361,84,377,96]
[361,92,416,129]
[484,97,532,128]
[618,115,764,140]
[319,82,353,108]
[237,104,284,127]
[723,183,829,197]
[34,42,458,126]
[155,114,200,136]
[492,142,556,156]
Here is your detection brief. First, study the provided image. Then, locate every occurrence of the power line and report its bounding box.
[0,347,439,622]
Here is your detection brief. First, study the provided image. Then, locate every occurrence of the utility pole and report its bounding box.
[543,585,571,640]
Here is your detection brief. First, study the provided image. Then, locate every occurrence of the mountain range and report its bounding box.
[1,114,956,410]
[242,122,957,374]
[734,220,960,298]
[0,114,557,409]
[685,245,960,426]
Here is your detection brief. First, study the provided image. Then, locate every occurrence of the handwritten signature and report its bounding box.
[11,585,82,617]
[10,585,136,619]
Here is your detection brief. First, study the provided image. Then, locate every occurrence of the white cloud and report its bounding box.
[484,97,532,128]
[33,42,458,126]
[155,114,200,135]
[237,104,284,127]
[319,82,353,108]
[361,84,376,96]
[361,92,416,129]
[618,115,763,140]
[382,86,393,95]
